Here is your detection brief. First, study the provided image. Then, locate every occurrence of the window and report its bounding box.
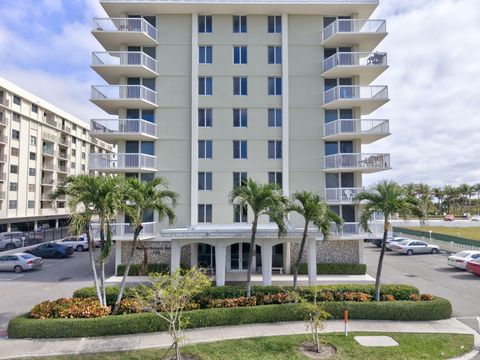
[82,129,87,135]
[82,164,85,171]
[234,204,248,222]
[13,95,21,105]
[29,152,36,161]
[198,15,212,33]
[32,104,38,113]
[12,129,20,140]
[12,113,20,122]
[10,165,18,174]
[30,135,37,146]
[72,124,77,131]
[198,204,212,223]
[199,46,213,64]
[9,182,17,191]
[198,140,213,159]
[72,149,76,156]
[268,140,282,159]
[199,77,213,95]
[233,15,247,33]
[29,168,36,176]
[9,200,17,210]
[233,77,247,95]
[233,109,248,127]
[233,46,247,64]
[268,108,282,127]
[268,46,282,64]
[268,16,282,33]
[29,184,35,192]
[268,172,283,188]
[233,140,247,159]
[71,162,76,169]
[198,108,212,127]
[198,172,212,191]
[72,137,76,144]
[82,152,86,159]
[268,77,282,95]
[11,147,19,157]
[28,201,35,209]
[233,172,247,187]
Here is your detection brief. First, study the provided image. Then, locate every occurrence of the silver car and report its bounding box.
[0,253,43,273]
[0,236,23,250]
[390,240,440,255]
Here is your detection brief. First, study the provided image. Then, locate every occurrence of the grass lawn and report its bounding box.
[25,332,473,360]
[403,226,480,241]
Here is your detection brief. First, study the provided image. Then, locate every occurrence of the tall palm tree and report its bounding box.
[286,191,342,289]
[229,179,288,297]
[112,177,178,315]
[354,181,424,301]
[416,183,432,220]
[431,187,445,214]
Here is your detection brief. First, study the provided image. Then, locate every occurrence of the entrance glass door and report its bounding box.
[230,243,250,271]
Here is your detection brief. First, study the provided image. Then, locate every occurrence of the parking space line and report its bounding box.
[0,274,23,281]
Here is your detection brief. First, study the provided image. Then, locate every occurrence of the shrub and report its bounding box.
[210,297,257,308]
[116,299,142,315]
[30,298,111,319]
[409,293,420,301]
[382,294,396,302]
[421,293,434,301]
[298,263,367,275]
[117,263,170,276]
[257,293,293,305]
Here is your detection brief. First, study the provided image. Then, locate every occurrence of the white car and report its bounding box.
[471,215,480,222]
[58,235,88,252]
[386,237,411,251]
[447,251,480,270]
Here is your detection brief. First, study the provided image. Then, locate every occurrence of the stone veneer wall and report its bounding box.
[290,239,360,264]
[120,241,191,266]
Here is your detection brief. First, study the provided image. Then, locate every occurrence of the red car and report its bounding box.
[466,258,480,276]
[444,214,455,222]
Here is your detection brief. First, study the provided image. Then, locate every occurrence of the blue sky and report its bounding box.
[0,0,479,186]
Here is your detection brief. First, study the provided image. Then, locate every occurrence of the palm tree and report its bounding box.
[286,191,342,289]
[354,181,424,301]
[416,183,432,220]
[112,177,178,315]
[431,187,445,214]
[229,179,288,297]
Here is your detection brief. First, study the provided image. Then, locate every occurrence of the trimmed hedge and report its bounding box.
[8,297,452,339]
[298,263,367,275]
[116,263,170,276]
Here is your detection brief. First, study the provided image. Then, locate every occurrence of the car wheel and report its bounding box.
[53,252,63,259]
[13,265,23,273]
[431,248,439,254]
[406,249,414,256]
[5,243,16,250]
[76,245,84,252]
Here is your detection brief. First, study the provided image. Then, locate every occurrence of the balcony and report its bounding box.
[0,115,7,126]
[91,119,157,142]
[42,163,55,172]
[92,18,158,51]
[329,222,383,239]
[320,188,365,204]
[323,119,389,144]
[92,52,158,84]
[90,222,156,241]
[0,154,6,163]
[0,191,5,200]
[322,19,387,51]
[42,147,55,157]
[324,153,390,173]
[41,178,54,186]
[323,86,388,115]
[0,97,9,107]
[57,165,69,174]
[322,52,388,84]
[91,85,157,115]
[88,153,157,173]
[57,150,69,159]
[0,173,5,182]
[0,136,7,145]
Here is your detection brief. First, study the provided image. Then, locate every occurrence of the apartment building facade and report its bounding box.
[0,77,113,232]
[90,0,389,285]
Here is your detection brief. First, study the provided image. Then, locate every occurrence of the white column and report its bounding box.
[307,238,317,285]
[171,241,181,274]
[215,245,227,286]
[283,242,291,274]
[190,13,199,226]
[191,243,198,268]
[33,221,38,231]
[281,13,290,196]
[358,239,365,264]
[261,240,273,286]
[115,241,122,276]
[55,219,59,228]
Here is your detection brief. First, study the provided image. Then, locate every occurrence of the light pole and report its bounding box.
[429,230,432,242]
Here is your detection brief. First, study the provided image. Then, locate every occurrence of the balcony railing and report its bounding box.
[321,188,365,203]
[322,52,387,73]
[90,222,156,240]
[57,151,69,159]
[88,153,157,172]
[91,85,157,104]
[42,133,57,143]
[322,19,386,43]
[0,191,5,200]
[91,119,157,138]
[0,136,8,144]
[42,163,55,171]
[92,51,157,72]
[0,116,7,126]
[324,119,389,138]
[93,18,157,40]
[0,173,6,181]
[42,147,55,156]
[324,86,388,104]
[0,154,6,163]
[41,178,54,185]
[324,153,390,171]
[58,166,68,173]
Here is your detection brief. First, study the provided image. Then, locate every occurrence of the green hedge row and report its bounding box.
[116,263,170,276]
[297,263,367,275]
[8,297,452,339]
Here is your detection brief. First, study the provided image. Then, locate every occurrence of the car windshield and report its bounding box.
[454,252,471,258]
[398,240,411,245]
[20,254,35,259]
[473,258,480,264]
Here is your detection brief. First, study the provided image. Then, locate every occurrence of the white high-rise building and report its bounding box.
[89,0,389,285]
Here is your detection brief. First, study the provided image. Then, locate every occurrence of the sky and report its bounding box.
[0,0,479,187]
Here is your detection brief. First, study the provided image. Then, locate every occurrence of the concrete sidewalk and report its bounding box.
[0,319,478,359]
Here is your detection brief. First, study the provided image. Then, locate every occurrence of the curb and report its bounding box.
[449,348,480,360]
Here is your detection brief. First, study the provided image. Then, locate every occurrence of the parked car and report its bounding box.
[444,214,455,222]
[386,237,412,251]
[466,258,480,276]
[26,243,73,259]
[390,239,440,255]
[0,253,43,273]
[58,235,88,252]
[372,237,408,249]
[0,236,23,251]
[471,215,480,222]
[447,251,480,270]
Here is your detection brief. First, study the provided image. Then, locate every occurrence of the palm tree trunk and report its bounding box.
[86,224,102,305]
[99,218,106,306]
[246,217,258,298]
[112,224,143,315]
[374,217,389,302]
[101,261,106,306]
[293,221,309,289]
[140,240,148,275]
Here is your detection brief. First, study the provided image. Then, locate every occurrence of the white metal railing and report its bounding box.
[91,85,157,104]
[324,85,388,104]
[330,222,383,237]
[322,52,387,73]
[92,51,157,73]
[88,153,157,171]
[321,188,365,203]
[322,19,386,42]
[93,17,157,40]
[324,153,390,170]
[90,222,156,240]
[90,119,157,137]
[324,119,389,137]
